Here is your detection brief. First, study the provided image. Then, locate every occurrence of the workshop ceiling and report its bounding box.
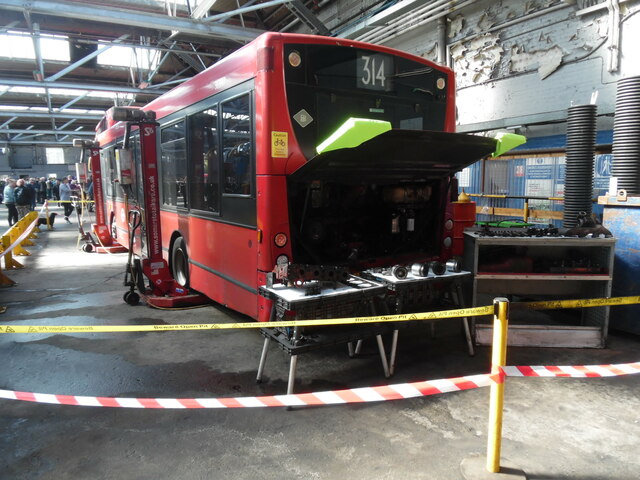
[0,0,483,146]
[0,0,336,145]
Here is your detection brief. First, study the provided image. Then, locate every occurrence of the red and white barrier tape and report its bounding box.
[502,362,640,378]
[0,374,493,409]
[1,362,638,409]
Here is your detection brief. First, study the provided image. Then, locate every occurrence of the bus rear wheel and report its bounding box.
[171,237,190,288]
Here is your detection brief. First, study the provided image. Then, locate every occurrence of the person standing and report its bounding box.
[59,177,73,223]
[2,178,18,226]
[52,178,60,201]
[28,178,37,210]
[14,179,32,220]
[39,177,47,204]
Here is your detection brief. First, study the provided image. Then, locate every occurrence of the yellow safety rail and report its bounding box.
[0,211,40,288]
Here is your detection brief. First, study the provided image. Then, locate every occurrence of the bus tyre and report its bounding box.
[82,243,94,253]
[123,291,140,306]
[171,237,190,288]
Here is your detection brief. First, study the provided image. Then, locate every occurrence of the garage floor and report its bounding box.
[1,212,639,480]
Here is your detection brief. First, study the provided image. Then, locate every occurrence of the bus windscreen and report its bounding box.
[284,43,449,160]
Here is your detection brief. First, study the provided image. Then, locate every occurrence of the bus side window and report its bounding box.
[100,148,112,200]
[189,106,219,213]
[222,94,252,196]
[160,121,187,208]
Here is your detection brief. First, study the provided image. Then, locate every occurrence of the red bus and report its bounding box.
[94,32,500,322]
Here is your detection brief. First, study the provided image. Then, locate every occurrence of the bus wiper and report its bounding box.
[412,88,434,96]
[391,67,433,77]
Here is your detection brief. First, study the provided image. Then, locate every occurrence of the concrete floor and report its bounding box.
[1,210,639,480]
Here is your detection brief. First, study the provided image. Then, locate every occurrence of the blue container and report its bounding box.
[602,196,640,334]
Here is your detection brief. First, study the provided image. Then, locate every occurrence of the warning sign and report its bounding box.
[271,131,288,158]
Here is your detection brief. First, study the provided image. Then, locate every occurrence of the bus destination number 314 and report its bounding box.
[358,53,392,91]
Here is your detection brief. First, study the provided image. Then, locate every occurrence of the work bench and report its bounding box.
[257,270,473,394]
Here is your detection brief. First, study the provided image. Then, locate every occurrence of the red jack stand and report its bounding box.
[110,107,209,309]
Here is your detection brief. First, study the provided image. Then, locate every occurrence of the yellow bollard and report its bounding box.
[45,200,53,230]
[486,297,510,473]
[2,234,23,270]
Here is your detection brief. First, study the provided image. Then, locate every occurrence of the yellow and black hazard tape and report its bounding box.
[0,305,495,334]
[3,295,639,335]
[516,295,640,311]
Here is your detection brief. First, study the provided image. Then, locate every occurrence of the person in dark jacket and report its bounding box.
[14,179,32,219]
[38,177,47,204]
[52,179,60,201]
[27,178,37,210]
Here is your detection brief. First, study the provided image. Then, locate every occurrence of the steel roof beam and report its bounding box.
[0,117,18,128]
[202,0,291,23]
[284,0,331,35]
[0,111,102,120]
[0,78,167,95]
[192,0,218,19]
[0,0,263,43]
[31,23,59,140]
[2,139,75,145]
[0,128,94,136]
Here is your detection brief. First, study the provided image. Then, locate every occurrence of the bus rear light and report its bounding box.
[274,232,288,247]
[276,254,289,265]
[288,50,302,68]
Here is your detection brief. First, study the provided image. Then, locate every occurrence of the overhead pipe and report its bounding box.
[355,0,454,43]
[358,0,475,43]
[368,0,477,46]
[357,0,456,43]
[436,16,446,65]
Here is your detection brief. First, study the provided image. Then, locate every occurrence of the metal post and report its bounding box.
[389,329,399,376]
[256,336,270,382]
[486,297,509,473]
[287,355,298,395]
[375,335,391,378]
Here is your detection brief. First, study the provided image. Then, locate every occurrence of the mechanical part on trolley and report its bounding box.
[445,258,461,273]
[274,263,350,285]
[429,261,446,276]
[410,262,429,277]
[390,264,408,279]
[564,212,613,238]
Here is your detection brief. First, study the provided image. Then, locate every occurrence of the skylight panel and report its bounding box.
[97,43,160,71]
[0,31,69,61]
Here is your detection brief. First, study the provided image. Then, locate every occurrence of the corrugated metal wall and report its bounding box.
[458,150,613,225]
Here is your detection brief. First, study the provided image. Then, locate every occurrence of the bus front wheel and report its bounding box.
[171,237,190,288]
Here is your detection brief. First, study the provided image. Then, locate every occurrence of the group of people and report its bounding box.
[1,175,92,227]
